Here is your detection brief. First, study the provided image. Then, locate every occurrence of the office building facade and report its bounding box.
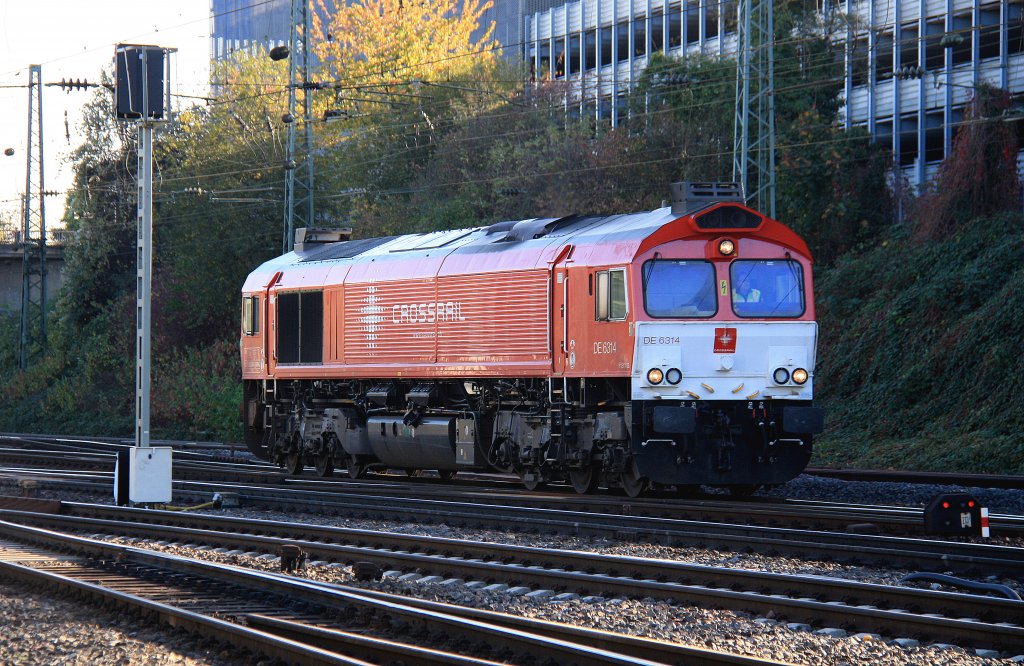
[210,0,291,60]
[523,0,1024,185]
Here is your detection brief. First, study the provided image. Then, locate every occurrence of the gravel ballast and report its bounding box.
[0,579,253,665]
[1,472,1023,663]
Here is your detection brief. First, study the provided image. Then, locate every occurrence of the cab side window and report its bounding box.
[242,296,259,336]
[595,268,628,321]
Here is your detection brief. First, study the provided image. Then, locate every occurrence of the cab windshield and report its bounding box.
[643,260,716,318]
[730,260,805,317]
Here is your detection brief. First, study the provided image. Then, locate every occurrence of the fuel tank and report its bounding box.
[366,416,458,471]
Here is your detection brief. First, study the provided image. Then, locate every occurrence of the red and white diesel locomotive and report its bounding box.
[240,182,823,496]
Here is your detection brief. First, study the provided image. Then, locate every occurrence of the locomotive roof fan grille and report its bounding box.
[668,181,745,215]
[294,227,353,251]
[669,181,761,229]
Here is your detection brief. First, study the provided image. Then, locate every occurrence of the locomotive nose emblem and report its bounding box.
[714,327,737,354]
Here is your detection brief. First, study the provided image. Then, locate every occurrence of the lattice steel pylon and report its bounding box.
[733,0,776,218]
[20,64,47,370]
[283,0,314,253]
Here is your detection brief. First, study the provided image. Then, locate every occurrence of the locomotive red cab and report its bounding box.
[240,182,823,496]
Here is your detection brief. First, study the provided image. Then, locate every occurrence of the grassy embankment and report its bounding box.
[812,212,1024,473]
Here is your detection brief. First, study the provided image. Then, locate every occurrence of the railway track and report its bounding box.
[3,435,1024,659]
[2,500,1024,653]
[2,467,1022,579]
[2,444,1022,542]
[0,517,780,665]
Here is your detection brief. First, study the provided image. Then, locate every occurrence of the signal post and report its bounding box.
[113,44,174,505]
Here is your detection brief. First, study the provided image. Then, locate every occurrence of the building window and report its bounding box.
[634,16,647,57]
[850,37,869,86]
[601,27,613,66]
[585,30,597,70]
[951,13,972,66]
[615,92,628,126]
[686,1,700,44]
[539,42,551,79]
[722,0,737,33]
[875,118,894,147]
[876,32,894,80]
[554,38,566,78]
[1009,2,1024,56]
[924,112,944,162]
[569,33,581,74]
[668,3,682,47]
[949,107,965,144]
[616,21,630,62]
[925,20,945,70]
[900,24,920,69]
[652,11,665,52]
[898,115,918,167]
[979,8,1000,59]
[705,0,719,40]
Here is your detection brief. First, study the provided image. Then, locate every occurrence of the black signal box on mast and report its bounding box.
[113,43,174,506]
[115,45,165,119]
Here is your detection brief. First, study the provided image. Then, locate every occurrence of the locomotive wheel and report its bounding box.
[437,470,457,482]
[284,451,303,475]
[313,452,334,477]
[345,455,368,480]
[569,465,600,494]
[619,462,647,498]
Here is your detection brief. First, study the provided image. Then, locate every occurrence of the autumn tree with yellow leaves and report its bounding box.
[306,0,511,233]
[311,0,497,87]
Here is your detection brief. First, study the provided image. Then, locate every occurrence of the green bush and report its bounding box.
[151,339,242,442]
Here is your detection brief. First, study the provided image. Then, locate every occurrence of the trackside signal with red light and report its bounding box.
[924,493,987,537]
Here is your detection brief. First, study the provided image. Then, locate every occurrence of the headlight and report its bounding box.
[718,239,735,256]
[647,368,664,384]
[792,368,808,385]
[772,367,790,384]
[665,368,682,385]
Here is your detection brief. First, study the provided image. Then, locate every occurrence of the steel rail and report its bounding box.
[46,502,1024,621]
[0,519,780,666]
[164,483,1024,573]
[0,432,242,452]
[807,467,1024,490]
[0,543,371,665]
[3,506,1024,652]
[1,470,1022,577]
[2,440,1022,538]
[4,440,1019,540]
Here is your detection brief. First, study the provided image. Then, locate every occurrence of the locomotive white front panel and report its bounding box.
[631,321,818,401]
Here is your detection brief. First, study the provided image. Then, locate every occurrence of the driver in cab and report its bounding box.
[733,278,761,303]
